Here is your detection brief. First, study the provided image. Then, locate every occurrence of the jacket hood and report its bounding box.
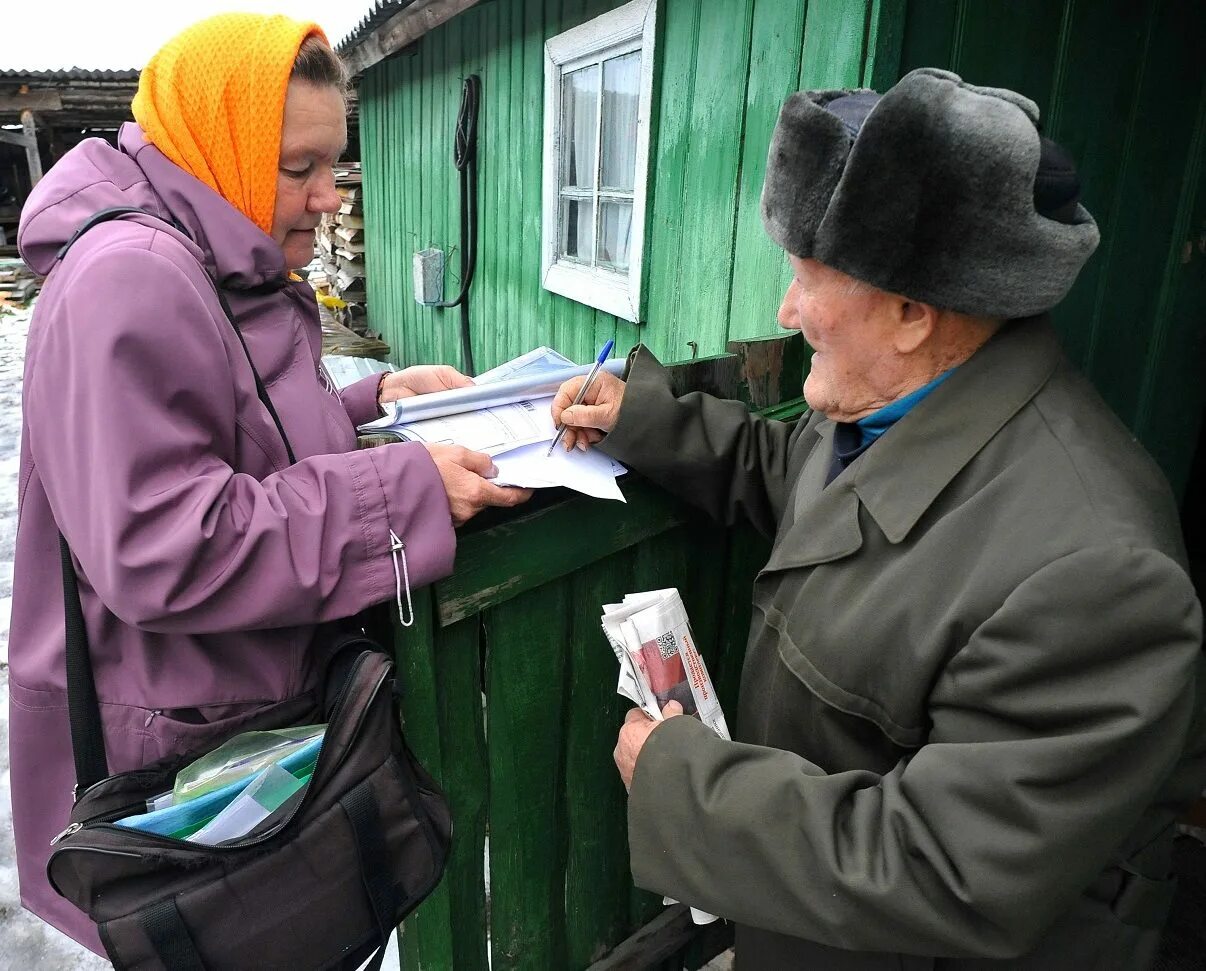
[18,123,286,287]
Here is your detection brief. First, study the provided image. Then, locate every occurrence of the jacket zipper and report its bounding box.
[50,654,387,853]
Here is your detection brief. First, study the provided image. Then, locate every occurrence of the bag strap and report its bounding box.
[138,898,208,971]
[54,206,297,795]
[341,780,400,971]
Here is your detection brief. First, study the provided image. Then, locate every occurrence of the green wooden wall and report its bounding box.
[897,0,1206,499]
[359,0,1206,495]
[359,0,900,369]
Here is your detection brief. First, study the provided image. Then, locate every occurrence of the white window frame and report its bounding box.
[542,0,657,322]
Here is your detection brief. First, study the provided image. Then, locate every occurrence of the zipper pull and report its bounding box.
[50,822,83,846]
[144,709,162,728]
[389,529,415,628]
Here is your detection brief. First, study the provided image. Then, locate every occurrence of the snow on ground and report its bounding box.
[0,301,400,969]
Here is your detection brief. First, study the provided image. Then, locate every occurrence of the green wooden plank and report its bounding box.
[435,477,686,626]
[481,0,504,374]
[799,0,871,89]
[726,0,807,343]
[361,67,382,339]
[897,0,957,75]
[1043,0,1149,370]
[486,580,572,970]
[393,589,456,970]
[1083,0,1201,430]
[863,0,907,89]
[564,551,642,967]
[399,608,490,970]
[642,0,702,362]
[662,0,755,362]
[947,0,1064,118]
[1131,2,1206,496]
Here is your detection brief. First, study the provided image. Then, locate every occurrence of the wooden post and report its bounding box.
[20,110,43,186]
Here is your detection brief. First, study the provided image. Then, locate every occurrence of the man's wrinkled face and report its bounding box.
[272,80,346,270]
[777,255,902,422]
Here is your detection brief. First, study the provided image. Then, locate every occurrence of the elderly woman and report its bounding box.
[10,14,527,953]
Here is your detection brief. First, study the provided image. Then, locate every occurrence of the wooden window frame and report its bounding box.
[542,0,657,323]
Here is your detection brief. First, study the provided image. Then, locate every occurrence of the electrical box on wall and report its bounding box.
[413,248,445,306]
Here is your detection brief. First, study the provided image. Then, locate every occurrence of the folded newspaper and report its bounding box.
[601,588,730,925]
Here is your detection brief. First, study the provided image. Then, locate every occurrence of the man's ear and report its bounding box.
[894,298,937,354]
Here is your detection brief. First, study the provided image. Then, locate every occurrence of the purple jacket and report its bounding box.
[10,124,456,953]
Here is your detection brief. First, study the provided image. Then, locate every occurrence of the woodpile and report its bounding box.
[0,258,40,307]
[313,163,367,319]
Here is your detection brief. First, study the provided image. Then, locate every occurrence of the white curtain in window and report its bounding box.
[562,65,599,189]
[601,52,640,190]
[597,200,633,271]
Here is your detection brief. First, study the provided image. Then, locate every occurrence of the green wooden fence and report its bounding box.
[385,334,804,970]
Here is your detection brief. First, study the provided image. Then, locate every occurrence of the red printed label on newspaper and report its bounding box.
[636,632,698,715]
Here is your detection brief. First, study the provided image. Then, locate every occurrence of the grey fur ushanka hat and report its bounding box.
[761,67,1100,319]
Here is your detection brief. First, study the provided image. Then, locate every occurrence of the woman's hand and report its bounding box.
[423,444,532,526]
[550,371,627,451]
[379,365,474,405]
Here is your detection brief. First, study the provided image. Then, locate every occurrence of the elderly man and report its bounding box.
[553,69,1205,969]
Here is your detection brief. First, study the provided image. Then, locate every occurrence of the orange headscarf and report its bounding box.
[132,13,326,235]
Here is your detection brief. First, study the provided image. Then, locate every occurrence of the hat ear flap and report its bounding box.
[761,92,853,258]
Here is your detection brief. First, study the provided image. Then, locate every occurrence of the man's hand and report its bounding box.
[380,365,474,404]
[614,702,683,791]
[550,371,627,452]
[423,444,532,526]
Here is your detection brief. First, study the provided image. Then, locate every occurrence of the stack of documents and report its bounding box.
[116,732,324,844]
[359,346,628,502]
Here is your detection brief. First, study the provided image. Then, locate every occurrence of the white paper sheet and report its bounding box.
[492,440,627,502]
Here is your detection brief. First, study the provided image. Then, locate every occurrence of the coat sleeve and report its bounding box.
[626,545,1203,958]
[27,242,456,634]
[600,347,805,536]
[338,372,385,428]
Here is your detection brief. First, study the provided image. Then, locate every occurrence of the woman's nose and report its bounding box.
[310,169,341,214]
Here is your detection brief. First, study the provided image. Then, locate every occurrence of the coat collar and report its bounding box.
[118,123,287,290]
[850,316,1061,543]
[763,317,1062,574]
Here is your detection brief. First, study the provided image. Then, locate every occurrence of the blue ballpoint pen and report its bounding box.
[546,338,615,456]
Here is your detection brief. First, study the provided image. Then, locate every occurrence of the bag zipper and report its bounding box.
[50,653,388,854]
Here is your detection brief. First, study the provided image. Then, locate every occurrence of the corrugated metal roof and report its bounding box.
[335,1,417,55]
[0,68,140,81]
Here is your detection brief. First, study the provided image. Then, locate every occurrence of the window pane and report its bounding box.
[600,52,641,191]
[596,199,633,273]
[561,65,600,190]
[560,197,596,264]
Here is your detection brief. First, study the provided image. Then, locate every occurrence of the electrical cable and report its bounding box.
[435,74,481,377]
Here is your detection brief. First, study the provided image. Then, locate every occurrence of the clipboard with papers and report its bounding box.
[359,347,629,502]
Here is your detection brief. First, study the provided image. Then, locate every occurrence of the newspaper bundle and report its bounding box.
[601,588,730,925]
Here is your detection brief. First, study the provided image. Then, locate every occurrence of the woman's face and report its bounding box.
[272,80,346,269]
